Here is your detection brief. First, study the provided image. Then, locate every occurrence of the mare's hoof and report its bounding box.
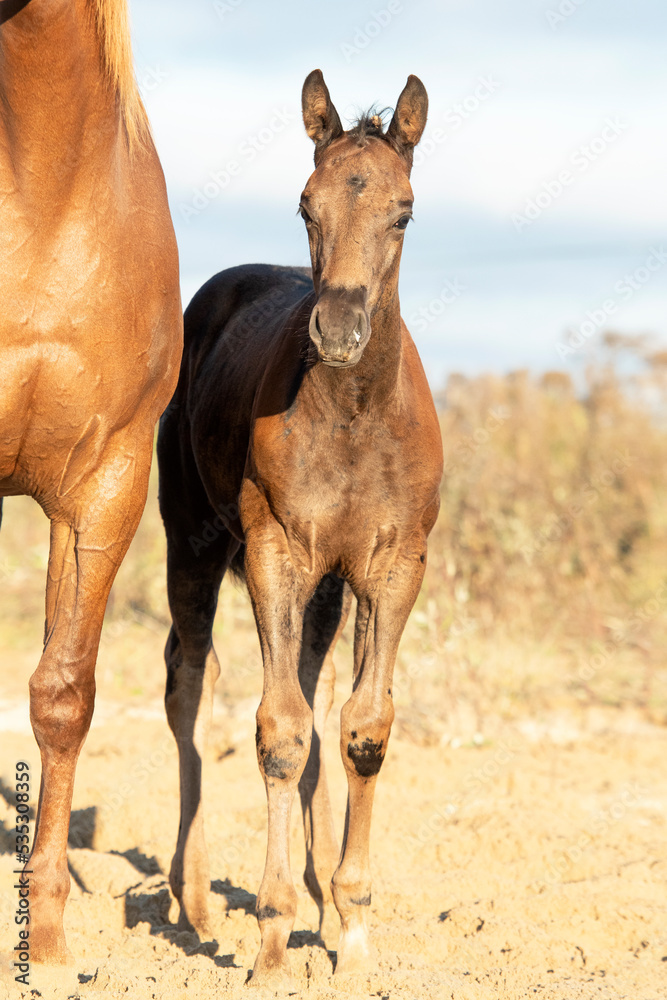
[29,926,73,967]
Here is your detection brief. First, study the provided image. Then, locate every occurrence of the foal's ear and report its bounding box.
[387,75,428,171]
[302,69,343,163]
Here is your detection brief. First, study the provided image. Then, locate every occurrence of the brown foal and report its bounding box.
[158,70,443,987]
[0,0,182,963]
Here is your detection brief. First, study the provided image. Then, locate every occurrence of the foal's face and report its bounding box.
[300,138,415,368]
[300,70,428,369]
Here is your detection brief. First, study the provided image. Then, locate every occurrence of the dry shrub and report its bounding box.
[413,336,667,722]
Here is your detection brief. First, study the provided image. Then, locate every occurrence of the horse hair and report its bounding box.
[90,0,148,148]
[348,107,391,142]
[347,106,407,159]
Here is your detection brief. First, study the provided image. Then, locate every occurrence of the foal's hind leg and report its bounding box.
[298,574,352,948]
[163,540,230,935]
[159,438,235,935]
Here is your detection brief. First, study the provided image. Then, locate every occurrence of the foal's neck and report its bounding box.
[310,281,403,420]
[0,0,119,204]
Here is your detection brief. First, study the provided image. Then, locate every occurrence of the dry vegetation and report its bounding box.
[422,335,667,738]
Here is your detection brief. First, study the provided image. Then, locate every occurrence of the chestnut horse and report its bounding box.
[0,0,181,963]
[158,70,442,987]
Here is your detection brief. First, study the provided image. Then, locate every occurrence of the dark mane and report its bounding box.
[347,106,393,146]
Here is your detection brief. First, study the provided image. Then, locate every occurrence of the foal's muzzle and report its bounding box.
[309,289,371,367]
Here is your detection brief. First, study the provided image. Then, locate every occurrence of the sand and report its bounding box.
[1,692,666,1000]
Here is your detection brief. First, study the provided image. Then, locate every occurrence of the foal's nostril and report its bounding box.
[309,296,369,363]
[350,311,366,348]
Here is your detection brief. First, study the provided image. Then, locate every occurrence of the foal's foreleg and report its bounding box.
[298,574,352,947]
[333,545,426,975]
[244,526,314,989]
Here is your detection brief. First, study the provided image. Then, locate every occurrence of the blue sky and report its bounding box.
[129,0,667,383]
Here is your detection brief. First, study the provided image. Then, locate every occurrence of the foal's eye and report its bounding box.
[394,215,412,231]
[299,206,313,224]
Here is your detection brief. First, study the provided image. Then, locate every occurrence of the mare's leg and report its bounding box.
[333,538,427,975]
[298,573,352,947]
[243,518,315,988]
[28,439,152,963]
[159,418,237,935]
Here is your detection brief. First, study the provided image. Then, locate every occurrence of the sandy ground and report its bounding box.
[0,495,666,999]
[1,693,666,999]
